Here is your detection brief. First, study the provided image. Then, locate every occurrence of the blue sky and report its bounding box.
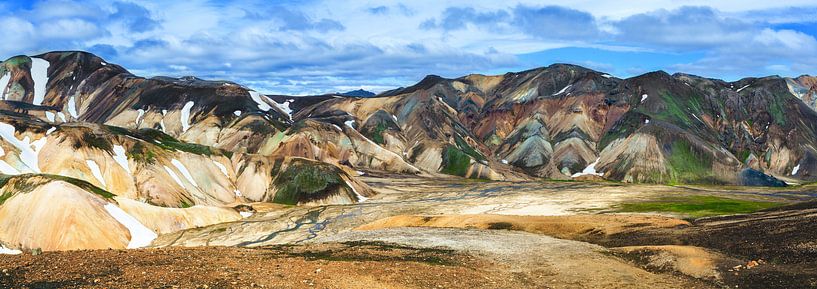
[0,0,815,95]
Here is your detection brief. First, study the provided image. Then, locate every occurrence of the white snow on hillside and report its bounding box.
[571,158,604,178]
[0,245,22,255]
[30,57,50,105]
[86,159,106,187]
[181,101,194,132]
[212,160,229,177]
[164,165,186,188]
[136,109,145,125]
[171,159,199,188]
[0,122,46,173]
[112,145,131,174]
[67,96,79,118]
[792,164,800,175]
[0,71,10,99]
[553,85,571,96]
[104,203,157,249]
[233,110,241,116]
[248,90,272,111]
[641,94,648,103]
[45,111,55,122]
[736,84,750,93]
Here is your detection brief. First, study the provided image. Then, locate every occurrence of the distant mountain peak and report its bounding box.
[339,89,376,97]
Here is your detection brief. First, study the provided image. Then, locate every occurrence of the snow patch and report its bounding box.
[45,127,56,135]
[348,182,368,202]
[501,159,509,164]
[212,160,229,177]
[45,111,55,122]
[233,110,241,116]
[57,112,67,122]
[163,165,186,188]
[180,101,194,132]
[171,159,199,188]
[356,170,365,176]
[112,145,131,174]
[101,62,107,66]
[792,164,800,175]
[234,189,242,197]
[86,159,106,187]
[67,96,79,118]
[331,124,342,131]
[601,74,612,78]
[248,90,272,111]
[104,203,157,249]
[571,158,604,178]
[0,160,20,174]
[553,84,572,96]
[344,120,355,128]
[0,245,22,255]
[240,211,254,218]
[30,57,50,105]
[135,109,145,125]
[641,94,648,103]
[645,119,650,124]
[736,84,750,93]
[0,70,10,99]
[0,122,46,173]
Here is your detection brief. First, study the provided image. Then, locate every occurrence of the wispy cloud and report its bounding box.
[0,0,815,94]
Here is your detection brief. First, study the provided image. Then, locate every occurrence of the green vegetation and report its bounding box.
[107,125,219,156]
[769,93,788,126]
[77,131,113,152]
[272,159,348,205]
[616,195,783,218]
[366,122,387,145]
[440,145,472,177]
[0,174,115,205]
[0,191,12,206]
[666,139,715,184]
[454,135,486,162]
[45,174,116,199]
[127,142,157,164]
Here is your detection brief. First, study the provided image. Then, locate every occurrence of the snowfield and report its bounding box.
[104,203,157,249]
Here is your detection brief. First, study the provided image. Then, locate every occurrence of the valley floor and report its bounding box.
[3,175,817,288]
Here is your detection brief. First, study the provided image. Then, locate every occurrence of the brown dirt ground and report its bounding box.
[0,241,527,289]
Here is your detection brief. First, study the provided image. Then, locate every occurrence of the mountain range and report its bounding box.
[0,50,815,251]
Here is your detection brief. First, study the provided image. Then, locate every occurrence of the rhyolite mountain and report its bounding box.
[0,50,814,251]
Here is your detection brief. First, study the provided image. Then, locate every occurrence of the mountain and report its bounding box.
[0,50,815,251]
[339,89,376,97]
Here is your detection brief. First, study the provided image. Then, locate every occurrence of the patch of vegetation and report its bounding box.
[769,93,788,126]
[107,125,220,156]
[272,159,348,205]
[76,131,113,152]
[440,145,472,177]
[366,122,387,144]
[666,139,715,184]
[454,134,486,162]
[616,195,783,218]
[0,191,13,206]
[128,142,157,164]
[44,174,116,199]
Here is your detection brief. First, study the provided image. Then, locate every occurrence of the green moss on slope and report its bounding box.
[666,139,715,184]
[272,159,350,205]
[440,145,472,177]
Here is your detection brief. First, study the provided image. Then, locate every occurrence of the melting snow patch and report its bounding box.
[501,159,509,164]
[331,124,342,131]
[248,90,272,111]
[30,57,50,105]
[0,122,46,173]
[57,112,67,122]
[234,189,242,197]
[792,164,801,175]
[136,109,145,125]
[67,96,79,118]
[645,119,650,124]
[104,203,157,249]
[356,170,365,176]
[101,62,107,66]
[277,100,293,119]
[0,70,10,99]
[0,160,19,174]
[349,183,368,202]
[344,120,355,128]
[112,145,131,175]
[240,211,254,218]
[212,160,229,177]
[180,101,194,132]
[171,159,199,188]
[0,245,22,255]
[736,84,750,93]
[571,158,604,178]
[601,74,612,78]
[641,94,648,103]
[164,165,186,188]
[234,110,241,116]
[45,127,56,135]
[45,111,55,122]
[86,160,106,187]
[553,85,572,96]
